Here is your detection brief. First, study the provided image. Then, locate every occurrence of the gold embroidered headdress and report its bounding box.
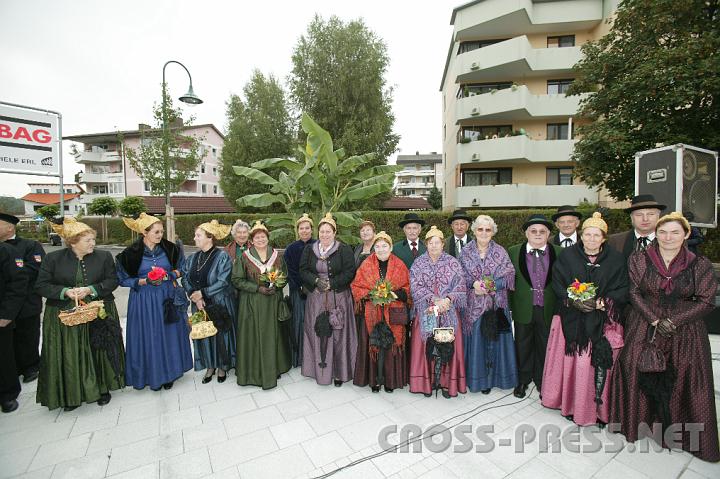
[425,225,444,241]
[123,212,162,234]
[51,217,94,239]
[198,220,231,240]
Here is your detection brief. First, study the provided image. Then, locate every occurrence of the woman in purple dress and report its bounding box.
[300,213,357,386]
[409,226,467,398]
[459,215,517,394]
[611,212,719,462]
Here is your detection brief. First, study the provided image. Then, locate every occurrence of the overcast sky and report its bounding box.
[0,0,459,198]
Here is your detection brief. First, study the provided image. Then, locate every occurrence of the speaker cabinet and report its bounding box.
[635,144,718,228]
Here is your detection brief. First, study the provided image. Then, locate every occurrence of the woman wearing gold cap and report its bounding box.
[232,220,291,389]
[182,220,236,384]
[116,213,192,391]
[611,212,719,461]
[300,213,357,387]
[543,212,628,427]
[351,231,410,393]
[409,226,468,398]
[35,218,125,410]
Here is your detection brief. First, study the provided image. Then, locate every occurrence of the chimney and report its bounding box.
[138,123,151,131]
[171,118,184,128]
[415,151,419,155]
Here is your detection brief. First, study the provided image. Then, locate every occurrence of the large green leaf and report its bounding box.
[269,227,294,242]
[237,193,285,208]
[351,164,403,181]
[348,172,396,189]
[302,113,337,173]
[337,153,376,175]
[334,211,361,227]
[344,183,394,201]
[250,158,302,170]
[337,233,360,245]
[232,166,278,186]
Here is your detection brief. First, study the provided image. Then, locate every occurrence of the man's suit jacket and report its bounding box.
[393,239,426,270]
[606,230,637,260]
[507,242,561,327]
[444,236,468,258]
[550,233,577,248]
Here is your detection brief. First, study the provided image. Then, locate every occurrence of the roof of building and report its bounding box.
[64,123,225,143]
[21,193,81,205]
[142,196,236,214]
[381,196,432,210]
[396,153,442,164]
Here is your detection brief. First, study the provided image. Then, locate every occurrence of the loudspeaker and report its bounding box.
[635,144,718,228]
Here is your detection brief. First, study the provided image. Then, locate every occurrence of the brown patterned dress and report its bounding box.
[611,248,719,462]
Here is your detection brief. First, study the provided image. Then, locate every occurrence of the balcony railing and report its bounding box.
[456,85,585,122]
[456,183,597,208]
[458,136,575,164]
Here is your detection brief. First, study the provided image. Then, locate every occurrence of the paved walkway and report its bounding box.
[2,327,719,479]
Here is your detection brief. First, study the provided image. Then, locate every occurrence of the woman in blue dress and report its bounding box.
[459,214,518,394]
[182,220,237,384]
[116,213,192,390]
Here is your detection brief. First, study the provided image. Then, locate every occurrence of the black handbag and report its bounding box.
[163,298,180,324]
[638,325,666,373]
[388,305,408,325]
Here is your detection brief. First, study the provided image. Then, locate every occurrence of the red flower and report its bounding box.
[147,266,167,281]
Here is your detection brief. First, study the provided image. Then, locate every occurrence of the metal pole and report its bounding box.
[58,113,64,218]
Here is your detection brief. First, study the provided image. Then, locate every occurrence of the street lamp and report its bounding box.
[161,60,203,241]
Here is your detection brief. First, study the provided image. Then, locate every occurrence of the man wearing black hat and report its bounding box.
[0,213,46,383]
[0,241,29,413]
[444,209,472,258]
[393,213,426,269]
[551,205,582,248]
[607,195,665,259]
[508,214,561,398]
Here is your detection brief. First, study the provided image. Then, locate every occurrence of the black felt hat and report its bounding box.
[624,194,666,213]
[521,214,553,232]
[551,205,582,222]
[447,209,472,225]
[398,213,426,228]
[0,213,20,225]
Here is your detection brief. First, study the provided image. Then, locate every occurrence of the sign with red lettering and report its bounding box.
[0,104,60,176]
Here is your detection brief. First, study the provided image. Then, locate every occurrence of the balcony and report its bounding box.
[458,136,575,165]
[456,85,585,123]
[75,150,123,164]
[456,183,597,208]
[455,36,582,84]
[79,171,123,184]
[453,0,603,41]
[396,182,435,189]
[396,169,436,177]
[80,193,125,204]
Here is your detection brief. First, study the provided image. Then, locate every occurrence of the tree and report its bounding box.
[427,186,443,210]
[567,0,720,200]
[120,86,204,239]
[233,113,402,243]
[0,196,24,215]
[289,15,400,172]
[88,197,118,242]
[219,71,294,211]
[37,205,59,220]
[118,196,147,217]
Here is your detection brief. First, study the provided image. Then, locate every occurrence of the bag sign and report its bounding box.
[0,103,61,176]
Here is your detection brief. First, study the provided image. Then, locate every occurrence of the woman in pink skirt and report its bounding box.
[542,213,628,426]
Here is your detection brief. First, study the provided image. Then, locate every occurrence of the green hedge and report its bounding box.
[29,209,720,262]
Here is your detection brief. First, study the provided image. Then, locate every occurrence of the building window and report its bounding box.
[459,125,513,142]
[91,185,108,194]
[212,167,217,176]
[63,205,69,211]
[457,39,509,54]
[201,163,206,174]
[547,35,575,48]
[547,123,572,140]
[65,188,72,194]
[144,181,152,193]
[109,182,124,195]
[462,168,512,186]
[43,188,50,194]
[460,82,513,98]
[547,167,574,185]
[201,184,207,194]
[213,185,218,194]
[547,79,574,95]
[212,148,217,158]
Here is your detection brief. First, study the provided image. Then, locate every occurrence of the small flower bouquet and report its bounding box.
[259,268,287,289]
[567,278,597,301]
[187,310,206,326]
[479,275,496,295]
[368,279,397,306]
[147,266,167,286]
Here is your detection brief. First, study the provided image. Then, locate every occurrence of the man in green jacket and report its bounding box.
[508,214,561,399]
[393,213,426,269]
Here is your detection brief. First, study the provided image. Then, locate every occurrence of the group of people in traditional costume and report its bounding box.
[0,195,718,462]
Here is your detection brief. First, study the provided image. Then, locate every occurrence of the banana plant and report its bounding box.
[234,113,401,243]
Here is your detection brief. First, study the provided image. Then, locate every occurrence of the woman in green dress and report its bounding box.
[232,221,291,389]
[35,218,125,411]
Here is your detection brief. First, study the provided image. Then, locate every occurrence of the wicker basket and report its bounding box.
[58,297,103,327]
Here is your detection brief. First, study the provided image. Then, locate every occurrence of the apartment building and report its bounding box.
[440,0,619,209]
[65,122,225,208]
[395,152,443,198]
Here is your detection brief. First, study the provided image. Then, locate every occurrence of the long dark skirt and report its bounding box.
[353,315,408,390]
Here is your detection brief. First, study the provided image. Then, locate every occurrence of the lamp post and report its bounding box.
[161,60,203,242]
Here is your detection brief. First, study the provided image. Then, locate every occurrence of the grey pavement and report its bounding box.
[1,246,719,478]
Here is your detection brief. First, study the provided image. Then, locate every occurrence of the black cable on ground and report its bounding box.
[312,386,537,479]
